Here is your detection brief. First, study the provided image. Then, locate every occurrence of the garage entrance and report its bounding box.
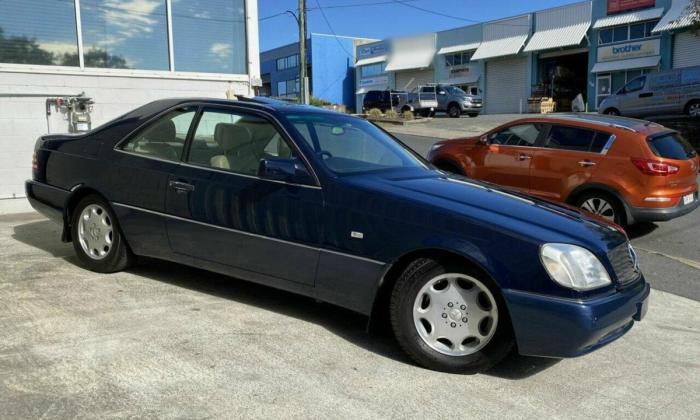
[535,50,589,112]
[485,56,529,114]
[395,69,433,92]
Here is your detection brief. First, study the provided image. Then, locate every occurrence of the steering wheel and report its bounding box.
[318,151,333,160]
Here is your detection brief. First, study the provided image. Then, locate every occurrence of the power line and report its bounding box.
[313,0,355,59]
[259,0,417,21]
[390,0,480,23]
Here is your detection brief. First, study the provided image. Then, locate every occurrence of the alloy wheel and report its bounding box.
[689,103,700,117]
[78,204,114,260]
[580,197,615,221]
[412,273,498,356]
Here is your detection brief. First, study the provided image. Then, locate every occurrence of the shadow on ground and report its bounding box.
[11,218,559,379]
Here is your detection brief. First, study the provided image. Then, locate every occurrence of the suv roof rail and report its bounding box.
[552,114,639,133]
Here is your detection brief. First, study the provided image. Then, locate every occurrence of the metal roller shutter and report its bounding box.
[485,56,529,114]
[395,69,434,91]
[673,32,700,69]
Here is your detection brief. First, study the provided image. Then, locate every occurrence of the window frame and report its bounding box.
[597,19,660,46]
[178,104,321,188]
[0,0,251,79]
[488,123,548,148]
[542,124,615,154]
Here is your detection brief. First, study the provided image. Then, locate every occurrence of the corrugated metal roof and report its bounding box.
[524,1,591,52]
[593,7,665,29]
[653,0,696,32]
[591,55,660,72]
[471,35,529,60]
[437,42,481,55]
[355,55,387,67]
[524,23,590,52]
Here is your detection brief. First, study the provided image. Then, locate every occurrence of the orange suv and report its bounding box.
[428,114,699,226]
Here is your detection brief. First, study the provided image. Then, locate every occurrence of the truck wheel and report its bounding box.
[71,194,134,273]
[686,101,700,118]
[390,258,514,374]
[448,104,461,118]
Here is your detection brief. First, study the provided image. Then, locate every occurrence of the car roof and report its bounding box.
[506,113,669,135]
[147,96,343,116]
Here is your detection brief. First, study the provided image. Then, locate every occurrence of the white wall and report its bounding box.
[0,71,251,198]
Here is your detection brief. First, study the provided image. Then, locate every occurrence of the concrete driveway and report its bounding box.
[1,210,699,419]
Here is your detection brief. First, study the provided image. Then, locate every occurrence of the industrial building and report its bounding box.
[0,0,261,199]
[259,33,376,110]
[355,0,700,114]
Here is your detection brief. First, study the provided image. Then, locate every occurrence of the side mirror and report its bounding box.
[479,135,489,145]
[438,90,447,95]
[259,158,314,185]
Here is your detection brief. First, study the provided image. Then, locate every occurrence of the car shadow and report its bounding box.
[625,222,659,239]
[12,219,559,379]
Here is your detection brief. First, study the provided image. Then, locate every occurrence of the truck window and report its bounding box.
[623,77,645,94]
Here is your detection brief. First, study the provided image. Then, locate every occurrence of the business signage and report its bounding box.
[359,76,389,87]
[358,44,387,58]
[447,65,480,81]
[607,0,655,14]
[597,38,660,62]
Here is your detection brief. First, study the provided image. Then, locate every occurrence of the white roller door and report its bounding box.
[395,69,433,91]
[485,56,529,114]
[673,32,700,69]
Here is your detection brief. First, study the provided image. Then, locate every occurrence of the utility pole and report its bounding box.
[298,0,309,104]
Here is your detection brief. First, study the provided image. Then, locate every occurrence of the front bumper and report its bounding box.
[503,279,650,358]
[629,192,699,222]
[460,104,482,113]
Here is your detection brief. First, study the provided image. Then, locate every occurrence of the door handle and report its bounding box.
[169,180,195,193]
[639,92,653,98]
[518,153,532,161]
[578,160,597,167]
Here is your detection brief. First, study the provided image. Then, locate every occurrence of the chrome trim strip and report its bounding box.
[178,162,322,190]
[601,134,616,155]
[112,202,385,266]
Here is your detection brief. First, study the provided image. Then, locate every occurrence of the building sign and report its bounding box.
[597,38,660,62]
[448,66,477,79]
[607,0,655,14]
[359,76,389,87]
[358,44,387,59]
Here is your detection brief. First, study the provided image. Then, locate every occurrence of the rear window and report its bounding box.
[647,133,697,160]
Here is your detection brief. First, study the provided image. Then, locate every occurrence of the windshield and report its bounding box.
[286,113,428,175]
[445,86,467,96]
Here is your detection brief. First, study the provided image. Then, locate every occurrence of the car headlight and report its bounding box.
[540,243,612,291]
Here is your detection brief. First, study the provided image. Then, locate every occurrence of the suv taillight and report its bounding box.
[631,158,680,176]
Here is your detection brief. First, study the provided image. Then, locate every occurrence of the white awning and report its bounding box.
[439,75,480,85]
[471,35,529,60]
[437,42,481,55]
[653,0,696,32]
[593,7,665,29]
[385,50,435,72]
[591,55,661,72]
[355,55,387,67]
[524,23,590,52]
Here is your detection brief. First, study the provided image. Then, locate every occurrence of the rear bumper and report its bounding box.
[629,193,699,222]
[25,180,68,224]
[503,279,650,358]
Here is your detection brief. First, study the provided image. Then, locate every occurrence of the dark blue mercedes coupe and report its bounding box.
[26,98,650,373]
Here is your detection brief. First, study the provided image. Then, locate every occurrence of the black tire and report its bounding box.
[467,113,479,118]
[685,100,700,118]
[574,191,626,227]
[447,104,461,118]
[390,258,514,374]
[71,194,134,273]
[603,108,620,116]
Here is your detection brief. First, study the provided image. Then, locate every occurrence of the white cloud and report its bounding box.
[88,0,163,47]
[38,41,77,56]
[209,42,232,59]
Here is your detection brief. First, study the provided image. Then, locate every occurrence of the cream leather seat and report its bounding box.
[210,123,256,173]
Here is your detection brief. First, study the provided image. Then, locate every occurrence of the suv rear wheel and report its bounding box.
[575,191,625,226]
[390,258,514,373]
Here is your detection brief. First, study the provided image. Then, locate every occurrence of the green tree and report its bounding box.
[60,48,129,69]
[0,27,55,65]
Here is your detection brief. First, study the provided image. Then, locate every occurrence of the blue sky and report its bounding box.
[259,0,579,51]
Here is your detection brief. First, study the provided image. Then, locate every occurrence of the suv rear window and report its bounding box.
[647,133,697,160]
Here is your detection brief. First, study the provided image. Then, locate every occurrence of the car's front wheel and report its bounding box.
[71,194,133,273]
[390,258,514,373]
[447,104,461,118]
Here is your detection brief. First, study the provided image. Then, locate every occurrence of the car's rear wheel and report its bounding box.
[575,192,625,226]
[390,258,514,374]
[71,194,133,273]
[447,104,461,118]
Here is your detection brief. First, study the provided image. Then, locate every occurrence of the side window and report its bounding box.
[545,125,595,152]
[186,109,295,176]
[490,124,544,147]
[590,132,613,153]
[623,76,646,93]
[120,108,196,162]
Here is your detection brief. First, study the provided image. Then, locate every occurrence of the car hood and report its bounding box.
[344,170,627,251]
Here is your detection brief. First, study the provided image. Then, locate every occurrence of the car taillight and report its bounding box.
[631,158,680,176]
[32,151,38,171]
